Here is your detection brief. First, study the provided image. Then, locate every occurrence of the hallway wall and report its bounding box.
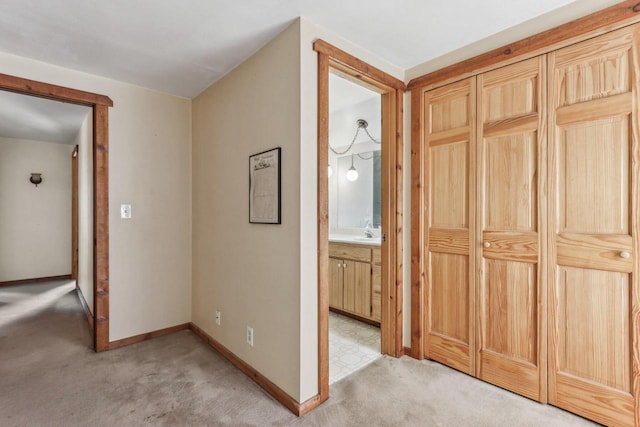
[74,112,93,312]
[0,50,193,341]
[192,20,303,402]
[0,137,73,282]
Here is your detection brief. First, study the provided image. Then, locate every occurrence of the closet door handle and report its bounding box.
[620,251,631,259]
[483,242,491,248]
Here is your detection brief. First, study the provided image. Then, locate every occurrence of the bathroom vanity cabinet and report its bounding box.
[329,241,381,323]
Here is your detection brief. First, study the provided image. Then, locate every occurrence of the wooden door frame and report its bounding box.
[71,145,79,280]
[314,40,405,403]
[0,72,113,352]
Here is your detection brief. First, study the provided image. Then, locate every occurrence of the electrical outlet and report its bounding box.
[215,311,221,326]
[246,326,254,347]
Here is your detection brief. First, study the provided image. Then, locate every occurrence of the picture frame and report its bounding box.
[249,147,281,224]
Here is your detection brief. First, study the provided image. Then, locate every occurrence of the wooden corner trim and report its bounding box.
[75,284,94,332]
[0,275,72,288]
[298,394,328,416]
[0,72,113,106]
[407,0,640,90]
[93,104,110,353]
[317,51,331,404]
[313,39,406,91]
[107,323,190,351]
[189,322,324,416]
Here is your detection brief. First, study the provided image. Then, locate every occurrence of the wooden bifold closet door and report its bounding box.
[423,78,476,375]
[476,56,547,402]
[548,25,640,427]
[422,21,640,427]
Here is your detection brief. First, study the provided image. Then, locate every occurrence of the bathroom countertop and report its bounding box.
[329,234,381,246]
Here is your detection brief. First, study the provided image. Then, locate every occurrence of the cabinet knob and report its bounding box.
[483,242,491,248]
[620,251,631,259]
[343,263,347,268]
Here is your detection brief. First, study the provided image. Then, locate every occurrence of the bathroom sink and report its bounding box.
[354,236,381,243]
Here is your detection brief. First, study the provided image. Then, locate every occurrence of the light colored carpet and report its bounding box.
[0,281,597,426]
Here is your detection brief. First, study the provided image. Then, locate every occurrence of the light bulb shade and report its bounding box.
[346,166,358,182]
[328,164,333,177]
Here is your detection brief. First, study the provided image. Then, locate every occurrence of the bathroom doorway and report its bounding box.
[314,40,404,401]
[327,73,383,384]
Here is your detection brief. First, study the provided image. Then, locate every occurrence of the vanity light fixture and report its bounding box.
[328,119,380,156]
[346,155,358,182]
[29,173,43,187]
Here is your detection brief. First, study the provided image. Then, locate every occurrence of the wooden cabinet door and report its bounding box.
[342,260,356,313]
[329,257,343,308]
[353,261,372,318]
[343,260,371,318]
[372,264,381,321]
[548,25,640,427]
[424,77,476,374]
[476,57,547,401]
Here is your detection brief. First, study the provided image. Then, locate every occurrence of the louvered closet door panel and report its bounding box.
[424,77,476,374]
[476,57,547,402]
[548,25,640,427]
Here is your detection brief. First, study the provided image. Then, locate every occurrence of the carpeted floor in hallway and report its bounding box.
[0,280,596,426]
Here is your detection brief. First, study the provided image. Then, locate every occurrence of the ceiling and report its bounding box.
[0,0,621,98]
[0,91,90,144]
[329,74,378,114]
[329,74,381,150]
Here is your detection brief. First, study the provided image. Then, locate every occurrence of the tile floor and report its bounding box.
[329,311,381,384]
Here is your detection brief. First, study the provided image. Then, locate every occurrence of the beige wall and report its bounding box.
[192,21,303,401]
[0,51,193,341]
[75,112,93,312]
[0,137,73,281]
[191,19,402,403]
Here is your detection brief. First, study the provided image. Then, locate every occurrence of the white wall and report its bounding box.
[0,51,193,341]
[74,111,93,312]
[0,137,73,281]
[192,21,303,401]
[329,96,382,230]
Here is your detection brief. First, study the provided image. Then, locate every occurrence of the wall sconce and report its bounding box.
[30,173,43,187]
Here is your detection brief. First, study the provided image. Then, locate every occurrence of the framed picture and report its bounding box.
[249,147,281,224]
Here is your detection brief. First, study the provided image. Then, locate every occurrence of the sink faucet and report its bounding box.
[364,219,374,238]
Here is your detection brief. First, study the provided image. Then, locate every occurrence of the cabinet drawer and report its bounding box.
[372,248,381,265]
[329,243,371,262]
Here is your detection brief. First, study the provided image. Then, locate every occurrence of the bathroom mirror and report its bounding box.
[335,150,381,228]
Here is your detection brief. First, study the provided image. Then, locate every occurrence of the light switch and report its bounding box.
[120,204,132,219]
